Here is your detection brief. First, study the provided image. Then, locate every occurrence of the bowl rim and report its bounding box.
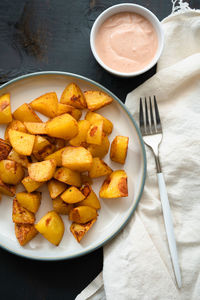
[90,3,164,77]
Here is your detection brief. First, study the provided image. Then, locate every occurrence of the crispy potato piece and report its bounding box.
[62,146,93,172]
[84,90,113,111]
[0,138,11,160]
[81,174,93,185]
[0,178,16,197]
[85,111,113,135]
[53,197,73,215]
[4,120,27,141]
[13,103,42,122]
[45,147,66,166]
[110,136,129,164]
[57,103,82,120]
[0,93,12,124]
[24,122,47,135]
[87,133,110,158]
[15,223,38,246]
[28,159,56,182]
[12,198,35,224]
[16,192,41,213]
[69,206,97,224]
[8,149,29,168]
[78,184,101,209]
[45,113,78,140]
[89,157,112,178]
[33,135,55,161]
[61,186,85,204]
[99,170,128,198]
[69,120,90,147]
[54,167,81,187]
[22,176,44,193]
[86,120,103,145]
[60,82,87,109]
[70,219,96,242]
[8,129,35,156]
[30,92,58,118]
[53,138,66,151]
[47,179,66,199]
[35,211,64,246]
[0,160,24,185]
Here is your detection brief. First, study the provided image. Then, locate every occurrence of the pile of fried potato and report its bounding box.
[0,82,129,246]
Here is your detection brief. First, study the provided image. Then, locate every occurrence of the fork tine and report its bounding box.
[139,98,145,135]
[149,96,155,133]
[154,96,162,133]
[145,97,151,134]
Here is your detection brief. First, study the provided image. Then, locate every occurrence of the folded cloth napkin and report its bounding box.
[76,4,200,300]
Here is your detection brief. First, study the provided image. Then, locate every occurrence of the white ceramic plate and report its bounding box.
[0,71,146,260]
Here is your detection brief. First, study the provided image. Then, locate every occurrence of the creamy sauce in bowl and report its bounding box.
[95,12,158,73]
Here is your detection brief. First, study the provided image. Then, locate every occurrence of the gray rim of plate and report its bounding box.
[0,71,147,261]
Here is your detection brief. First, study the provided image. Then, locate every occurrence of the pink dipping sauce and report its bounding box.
[95,12,158,73]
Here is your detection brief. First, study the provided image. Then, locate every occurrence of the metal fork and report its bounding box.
[139,96,182,289]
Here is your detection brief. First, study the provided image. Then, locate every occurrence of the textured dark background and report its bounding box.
[0,1,199,299]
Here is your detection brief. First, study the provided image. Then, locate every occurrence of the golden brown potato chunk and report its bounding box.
[54,167,81,187]
[110,136,129,164]
[0,160,24,185]
[85,111,113,135]
[13,103,42,122]
[30,92,58,118]
[33,135,55,161]
[80,174,93,185]
[15,223,38,246]
[99,170,128,198]
[62,146,93,172]
[0,178,16,197]
[47,179,66,199]
[88,157,112,178]
[16,192,41,213]
[87,133,110,159]
[61,186,85,204]
[69,206,97,224]
[0,93,12,124]
[70,219,96,242]
[8,129,35,156]
[35,211,64,246]
[12,198,35,224]
[28,159,57,182]
[53,197,73,215]
[69,120,90,147]
[56,103,82,120]
[86,120,103,145]
[78,184,101,210]
[24,122,47,135]
[0,138,11,161]
[45,147,66,167]
[7,149,29,168]
[45,113,78,140]
[60,82,87,109]
[84,90,113,111]
[22,176,44,193]
[4,120,27,141]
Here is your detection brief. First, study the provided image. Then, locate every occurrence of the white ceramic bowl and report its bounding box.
[90,3,164,77]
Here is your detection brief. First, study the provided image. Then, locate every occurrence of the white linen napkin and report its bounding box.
[76,4,200,300]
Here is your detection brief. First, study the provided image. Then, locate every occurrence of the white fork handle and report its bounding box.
[157,173,182,289]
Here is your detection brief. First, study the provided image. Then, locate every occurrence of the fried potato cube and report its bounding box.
[45,147,66,167]
[69,120,90,147]
[57,103,82,120]
[61,186,85,204]
[28,159,56,182]
[62,146,93,172]
[70,219,96,242]
[30,92,58,118]
[60,82,87,109]
[4,120,27,141]
[84,90,113,111]
[0,138,11,161]
[15,223,38,246]
[24,122,47,135]
[0,178,16,197]
[52,138,66,151]
[22,176,44,193]
[110,136,129,164]
[35,211,64,246]
[8,129,35,156]
[12,198,35,224]
[87,133,110,158]
[45,113,78,140]
[88,157,112,178]
[99,170,128,198]
[53,197,73,215]
[0,93,12,124]
[47,179,66,199]
[54,167,81,187]
[13,103,42,122]
[85,111,113,135]
[86,120,103,145]
[33,135,55,161]
[69,206,97,224]
[78,184,101,209]
[0,160,24,185]
[8,149,29,168]
[16,192,41,213]
[81,174,93,185]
